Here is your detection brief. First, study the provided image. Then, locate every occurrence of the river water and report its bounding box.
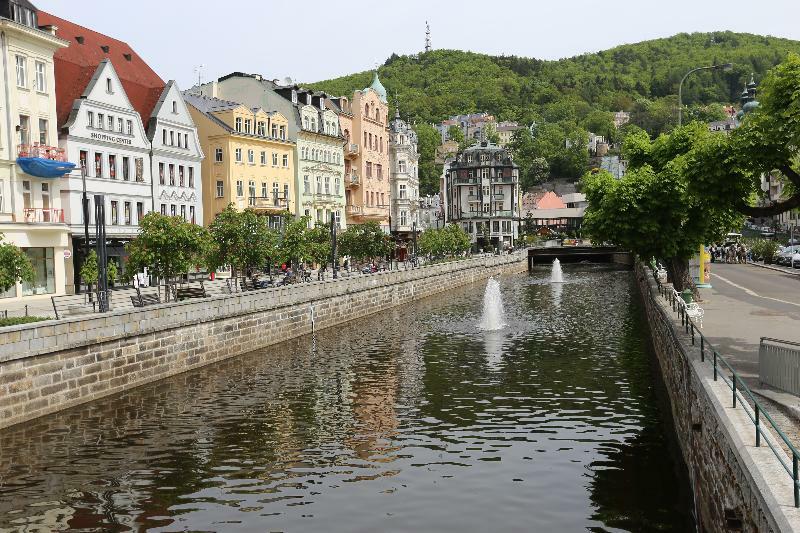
[0,268,694,532]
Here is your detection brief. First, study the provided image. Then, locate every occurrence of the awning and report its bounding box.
[17,157,76,178]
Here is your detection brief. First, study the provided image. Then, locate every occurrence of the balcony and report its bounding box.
[346,204,363,215]
[21,208,65,223]
[18,143,67,161]
[345,143,359,158]
[347,171,360,186]
[249,195,289,214]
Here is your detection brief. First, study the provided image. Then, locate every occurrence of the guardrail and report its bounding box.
[760,337,800,396]
[651,268,800,507]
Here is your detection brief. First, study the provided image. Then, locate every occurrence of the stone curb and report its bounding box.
[747,261,800,277]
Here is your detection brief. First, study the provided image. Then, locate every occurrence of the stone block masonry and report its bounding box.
[0,254,526,430]
[635,262,800,532]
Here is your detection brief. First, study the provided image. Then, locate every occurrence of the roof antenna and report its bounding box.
[194,64,205,86]
[425,21,431,53]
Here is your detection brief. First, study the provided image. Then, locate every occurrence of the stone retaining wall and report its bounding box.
[0,254,526,430]
[635,263,800,532]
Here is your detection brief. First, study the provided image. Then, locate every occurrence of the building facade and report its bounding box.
[148,81,204,225]
[348,73,390,228]
[388,110,419,239]
[445,141,519,250]
[0,1,70,303]
[274,87,345,228]
[184,93,294,227]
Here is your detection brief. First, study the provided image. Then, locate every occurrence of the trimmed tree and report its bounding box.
[338,221,391,263]
[207,205,278,278]
[0,235,34,293]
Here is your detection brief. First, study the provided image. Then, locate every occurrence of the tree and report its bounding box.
[483,123,501,144]
[306,222,332,267]
[418,224,471,258]
[126,212,209,297]
[0,235,34,293]
[278,215,312,268]
[583,123,742,291]
[207,205,278,277]
[80,249,117,286]
[338,222,391,263]
[447,125,465,146]
[415,122,443,196]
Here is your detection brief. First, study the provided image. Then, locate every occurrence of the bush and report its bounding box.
[0,316,48,328]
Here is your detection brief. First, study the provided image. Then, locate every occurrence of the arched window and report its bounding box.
[303,117,309,129]
[311,118,316,131]
[344,129,350,142]
[365,104,369,116]
[364,132,368,147]
[375,109,380,122]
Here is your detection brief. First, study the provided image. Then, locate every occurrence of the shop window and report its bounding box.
[21,248,54,296]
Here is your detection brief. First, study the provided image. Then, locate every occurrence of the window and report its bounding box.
[493,220,500,233]
[335,178,340,195]
[124,202,131,225]
[107,115,114,130]
[38,118,48,144]
[108,154,116,178]
[272,182,279,205]
[310,118,316,132]
[398,160,407,173]
[79,150,88,171]
[169,130,174,146]
[136,202,144,223]
[381,193,385,206]
[400,211,407,226]
[235,117,242,132]
[366,162,373,178]
[215,148,223,162]
[236,180,243,197]
[161,204,167,215]
[188,167,194,188]
[261,182,267,198]
[284,184,289,204]
[169,164,175,186]
[18,115,29,145]
[34,61,46,92]
[216,180,224,197]
[106,77,113,93]
[304,175,310,194]
[87,111,94,128]
[235,148,242,162]
[162,129,167,145]
[282,154,288,167]
[98,113,105,130]
[184,133,188,148]
[324,176,330,195]
[271,123,278,137]
[22,180,31,209]
[376,164,382,179]
[122,156,130,181]
[260,151,266,165]
[15,55,26,87]
[316,176,322,194]
[272,153,278,166]
[189,206,196,224]
[279,125,286,139]
[257,121,265,136]
[399,184,407,199]
[172,100,177,113]
[244,119,252,134]
[158,162,165,185]
[303,117,309,130]
[94,152,103,177]
[111,201,119,224]
[179,166,185,187]
[248,149,254,164]
[170,204,176,217]
[21,248,54,297]
[180,205,186,220]
[248,181,256,204]
[117,117,123,133]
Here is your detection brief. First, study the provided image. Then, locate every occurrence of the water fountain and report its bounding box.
[478,277,506,331]
[551,258,565,283]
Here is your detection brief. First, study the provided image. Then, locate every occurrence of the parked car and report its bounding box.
[777,245,800,266]
[793,251,800,268]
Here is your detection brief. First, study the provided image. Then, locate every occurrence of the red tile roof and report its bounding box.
[38,11,165,128]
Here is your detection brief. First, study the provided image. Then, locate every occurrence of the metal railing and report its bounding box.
[21,208,65,223]
[652,268,800,507]
[759,338,800,396]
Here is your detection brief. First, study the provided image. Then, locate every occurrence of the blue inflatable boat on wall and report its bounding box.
[17,157,76,178]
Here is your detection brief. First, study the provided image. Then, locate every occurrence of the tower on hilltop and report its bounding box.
[425,21,431,53]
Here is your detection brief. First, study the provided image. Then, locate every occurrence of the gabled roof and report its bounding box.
[38,11,165,128]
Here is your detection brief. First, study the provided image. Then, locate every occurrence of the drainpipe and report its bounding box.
[1,31,18,218]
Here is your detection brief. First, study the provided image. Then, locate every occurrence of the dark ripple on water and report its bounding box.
[0,266,694,532]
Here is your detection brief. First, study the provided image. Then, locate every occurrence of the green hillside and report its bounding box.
[309,32,800,193]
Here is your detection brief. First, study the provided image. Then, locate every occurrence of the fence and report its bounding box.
[760,337,800,396]
[651,268,800,507]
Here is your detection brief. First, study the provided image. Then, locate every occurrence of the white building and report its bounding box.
[58,59,153,282]
[418,194,443,231]
[389,109,419,239]
[0,2,71,304]
[148,81,204,224]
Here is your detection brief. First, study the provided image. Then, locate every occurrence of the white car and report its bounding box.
[793,252,800,269]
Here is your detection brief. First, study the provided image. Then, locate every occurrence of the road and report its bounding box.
[701,263,800,380]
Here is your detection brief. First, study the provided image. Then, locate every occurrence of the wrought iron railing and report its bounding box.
[651,268,800,507]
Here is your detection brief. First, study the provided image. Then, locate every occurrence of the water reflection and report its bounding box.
[0,267,693,532]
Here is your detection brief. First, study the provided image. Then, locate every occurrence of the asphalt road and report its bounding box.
[700,263,800,380]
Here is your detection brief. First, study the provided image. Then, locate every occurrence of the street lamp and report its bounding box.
[678,63,733,126]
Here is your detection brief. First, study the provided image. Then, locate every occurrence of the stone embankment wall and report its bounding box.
[636,263,800,532]
[0,254,526,430]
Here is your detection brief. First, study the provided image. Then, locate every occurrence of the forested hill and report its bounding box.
[310,32,800,129]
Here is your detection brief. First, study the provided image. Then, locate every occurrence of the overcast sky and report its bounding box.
[34,0,800,89]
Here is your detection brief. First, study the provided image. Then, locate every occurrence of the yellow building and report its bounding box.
[183,93,295,226]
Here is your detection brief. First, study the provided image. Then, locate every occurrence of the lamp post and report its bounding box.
[330,211,338,280]
[678,63,733,126]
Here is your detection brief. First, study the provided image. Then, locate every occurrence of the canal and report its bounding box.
[0,267,695,532]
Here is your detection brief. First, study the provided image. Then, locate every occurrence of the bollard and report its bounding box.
[25,304,28,317]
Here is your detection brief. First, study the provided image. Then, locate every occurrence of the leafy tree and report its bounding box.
[207,205,278,277]
[126,212,210,295]
[583,110,617,142]
[278,215,312,268]
[447,125,465,145]
[80,249,117,285]
[306,223,332,267]
[418,224,471,258]
[415,122,443,196]
[483,123,501,144]
[338,222,391,263]
[0,235,34,293]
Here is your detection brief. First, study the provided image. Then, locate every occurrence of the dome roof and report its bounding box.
[743,100,760,112]
[365,71,388,103]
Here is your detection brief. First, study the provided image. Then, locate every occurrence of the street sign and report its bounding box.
[63,249,72,260]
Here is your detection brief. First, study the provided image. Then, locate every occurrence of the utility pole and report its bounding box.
[330,211,338,279]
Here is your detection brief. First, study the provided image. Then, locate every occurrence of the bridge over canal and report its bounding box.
[528,246,633,271]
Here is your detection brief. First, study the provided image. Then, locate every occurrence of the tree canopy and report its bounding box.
[0,235,34,293]
[207,205,279,276]
[338,221,392,262]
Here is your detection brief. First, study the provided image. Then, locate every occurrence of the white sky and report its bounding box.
[34,0,800,88]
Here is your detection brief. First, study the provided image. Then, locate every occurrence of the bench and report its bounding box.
[175,282,207,301]
[672,288,704,328]
[130,292,161,308]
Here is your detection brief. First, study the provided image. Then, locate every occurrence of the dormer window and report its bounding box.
[172,101,177,113]
[291,90,297,104]
[106,78,113,93]
[319,96,325,110]
[11,2,36,28]
[306,93,312,105]
[235,117,242,132]
[123,53,132,61]
[101,45,110,53]
[75,36,85,44]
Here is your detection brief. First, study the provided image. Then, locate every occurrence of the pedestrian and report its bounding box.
[710,245,716,263]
